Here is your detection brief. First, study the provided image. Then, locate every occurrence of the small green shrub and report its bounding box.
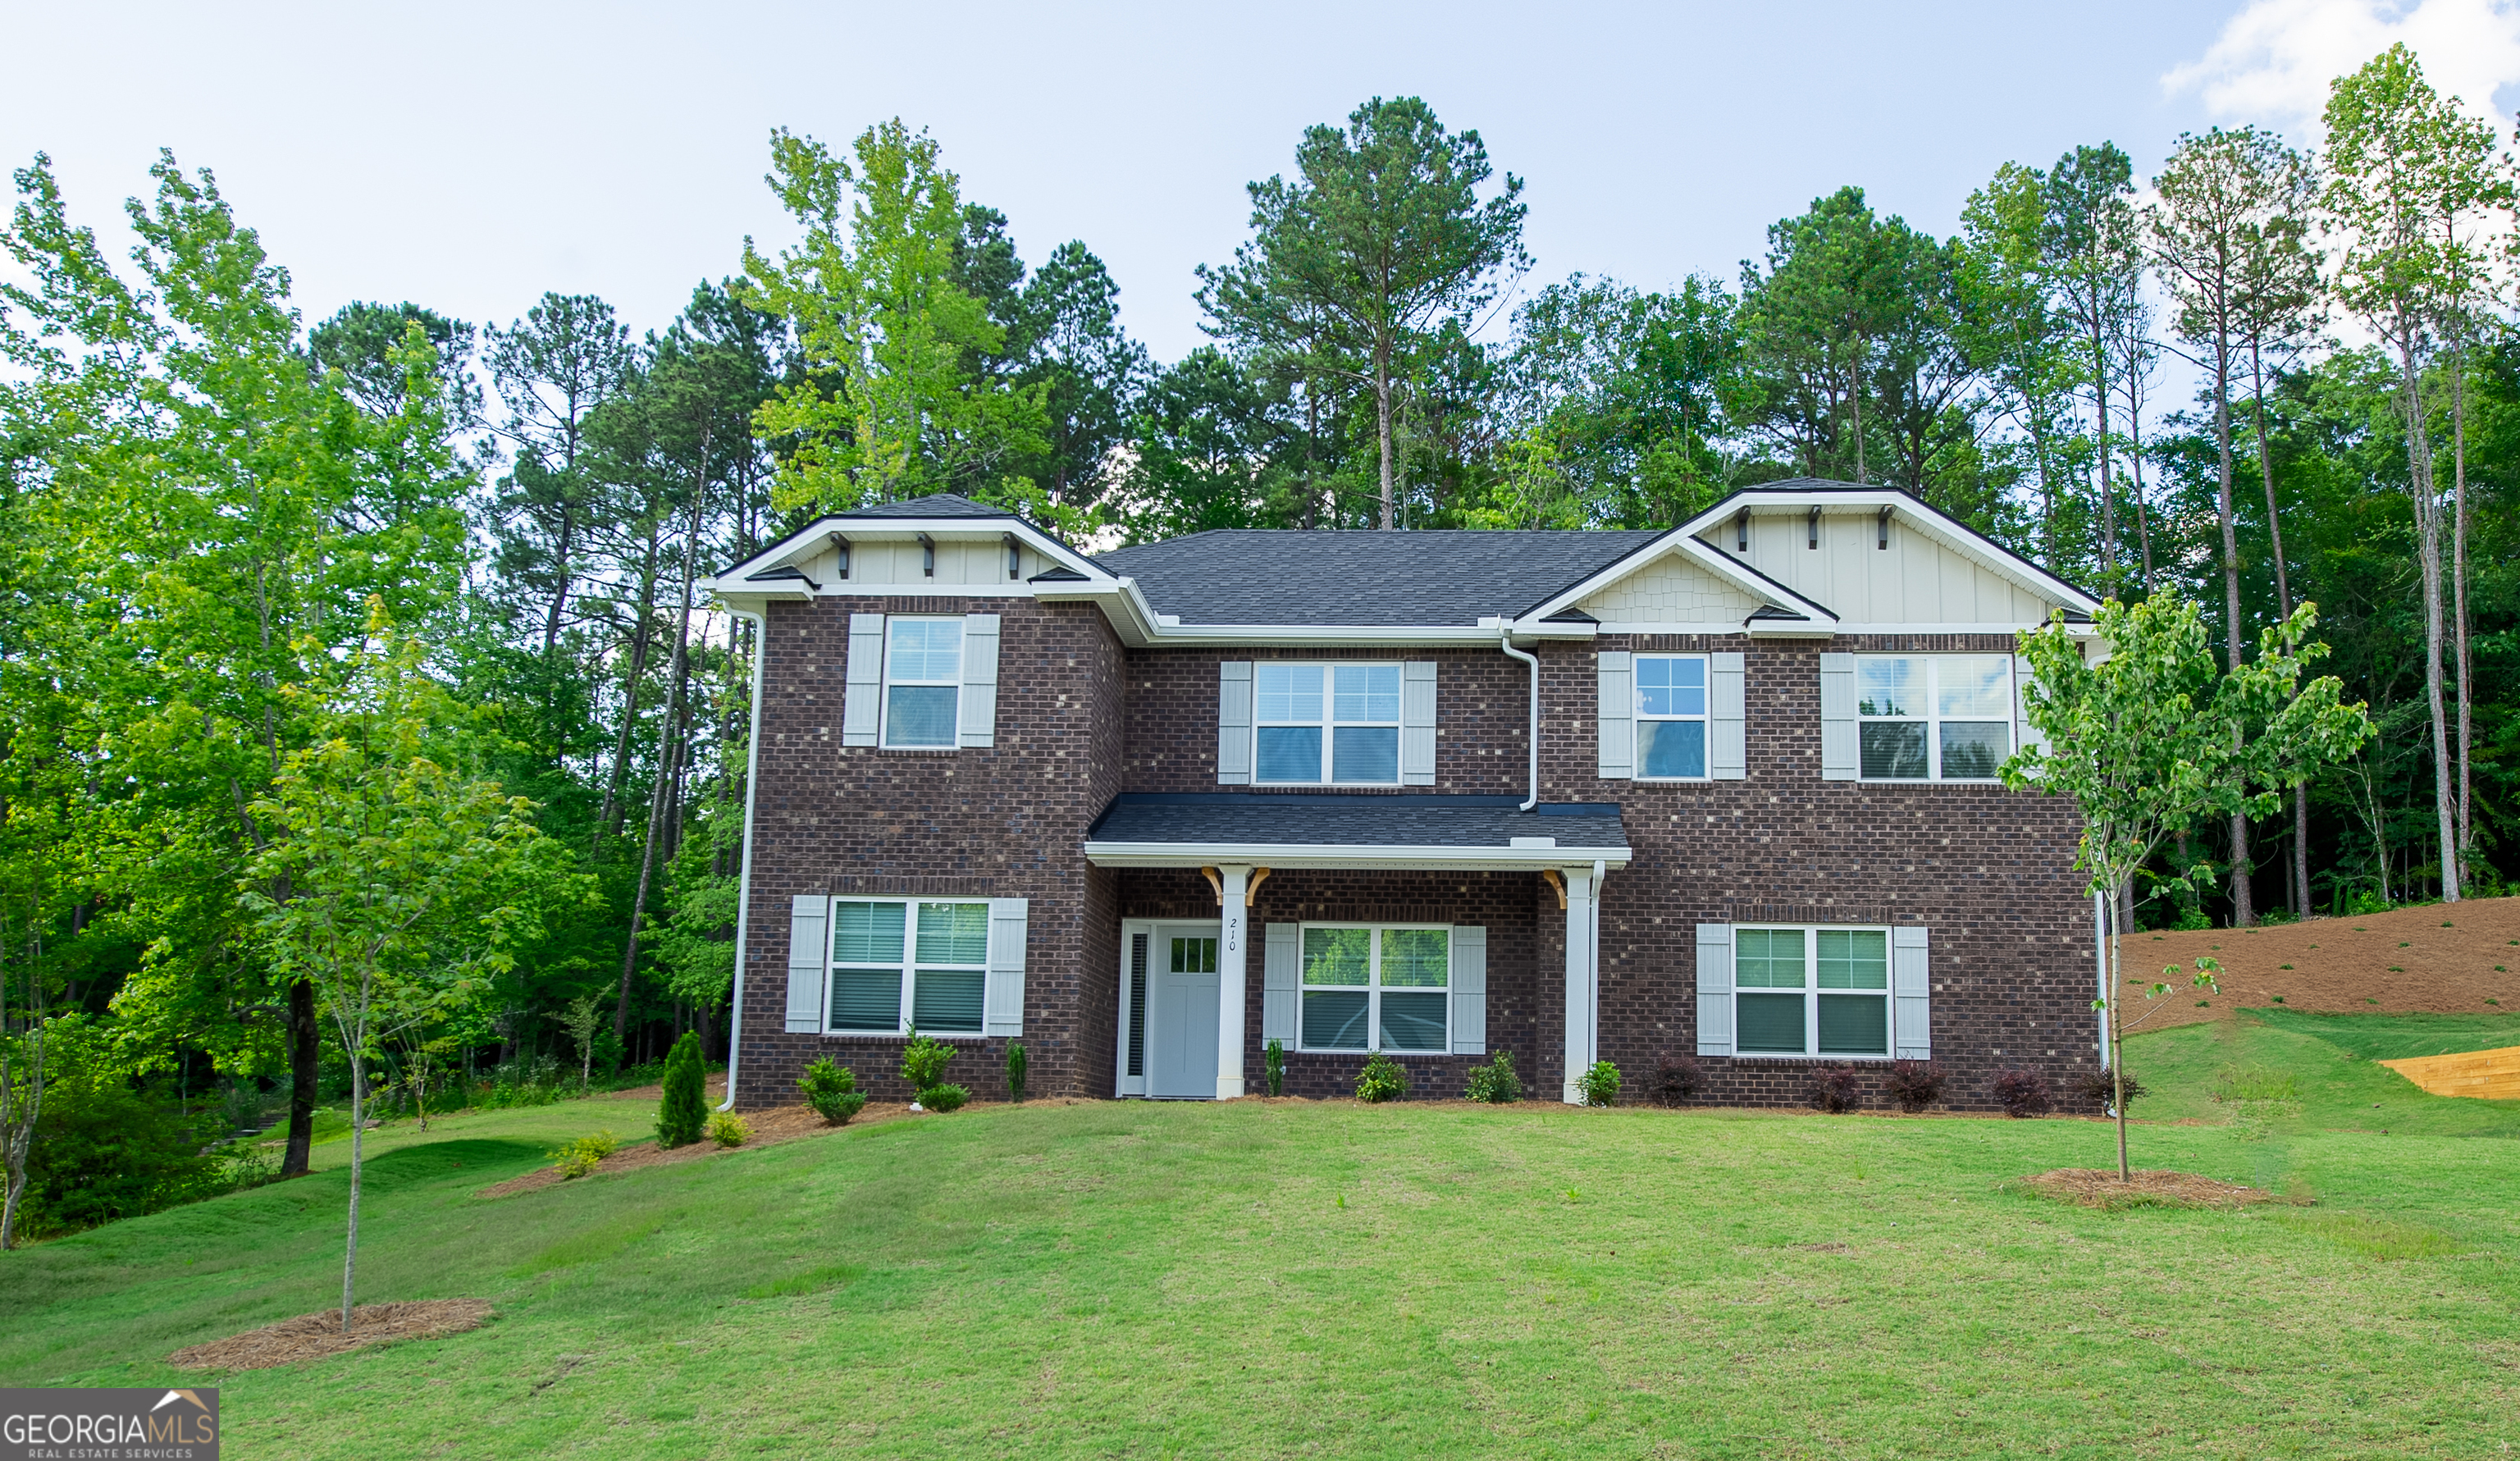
[900,1029,954,1092]
[1576,1060,1621,1107]
[1265,1039,1285,1096]
[1006,1040,1028,1103]
[918,1083,970,1113]
[1354,1051,1407,1103]
[655,1031,708,1148]
[706,1111,751,1148]
[548,1130,620,1179]
[798,1057,865,1125]
[1463,1051,1522,1103]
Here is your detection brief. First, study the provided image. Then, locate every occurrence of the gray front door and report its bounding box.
[1147,927,1221,1100]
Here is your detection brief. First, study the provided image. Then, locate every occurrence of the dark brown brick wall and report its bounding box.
[732,594,1124,1107]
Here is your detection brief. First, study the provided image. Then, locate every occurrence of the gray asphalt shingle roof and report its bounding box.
[835,494,1010,519]
[1085,794,1630,851]
[1092,529,1664,626]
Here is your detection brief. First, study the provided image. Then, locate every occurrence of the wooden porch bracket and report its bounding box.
[1541,869,1567,910]
[1244,866,1271,906]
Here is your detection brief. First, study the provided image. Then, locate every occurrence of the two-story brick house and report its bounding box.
[702,482,2107,1111]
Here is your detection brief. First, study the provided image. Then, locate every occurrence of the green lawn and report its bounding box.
[5,1038,2518,1459]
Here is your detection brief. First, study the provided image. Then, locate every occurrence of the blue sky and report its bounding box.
[6,0,2515,362]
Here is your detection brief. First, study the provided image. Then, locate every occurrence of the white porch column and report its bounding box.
[1217,864,1252,1098]
[1561,865,1598,1104]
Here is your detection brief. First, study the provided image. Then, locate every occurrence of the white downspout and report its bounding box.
[717,606,769,1112]
[1500,622,1540,811]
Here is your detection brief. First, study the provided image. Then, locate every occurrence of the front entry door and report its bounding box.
[1146,926,1221,1099]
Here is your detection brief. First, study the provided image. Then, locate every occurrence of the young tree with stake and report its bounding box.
[2005,592,2369,1180]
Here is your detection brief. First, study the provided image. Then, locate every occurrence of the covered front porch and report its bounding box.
[1083,794,1633,1103]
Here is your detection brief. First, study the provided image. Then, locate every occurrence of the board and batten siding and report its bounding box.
[1694,510,2055,623]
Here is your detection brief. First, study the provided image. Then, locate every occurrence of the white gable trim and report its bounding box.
[1518,532,1839,632]
[705,513,1115,596]
[1676,487,2102,618]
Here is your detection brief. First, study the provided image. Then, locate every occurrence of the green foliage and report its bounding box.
[798,1057,865,1124]
[548,1130,619,1180]
[1004,1041,1027,1103]
[705,1111,750,1148]
[1463,1051,1522,1103]
[1265,1039,1285,1096]
[1575,1060,1622,1107]
[655,1032,708,1148]
[918,1083,970,1113]
[899,1030,954,1093]
[1354,1051,1408,1103]
[16,1072,225,1240]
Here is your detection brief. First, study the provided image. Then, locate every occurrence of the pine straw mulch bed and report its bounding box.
[168,1299,493,1372]
[2020,1167,2294,1211]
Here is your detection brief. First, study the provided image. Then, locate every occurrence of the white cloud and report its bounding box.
[2163,0,2520,139]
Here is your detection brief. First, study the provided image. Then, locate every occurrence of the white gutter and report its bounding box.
[1082,842,1631,873]
[716,607,768,1112]
[1499,621,1540,811]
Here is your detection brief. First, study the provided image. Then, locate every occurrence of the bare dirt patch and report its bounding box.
[2121,895,2520,1033]
[472,1100,913,1198]
[2022,1167,2283,1210]
[168,1299,492,1372]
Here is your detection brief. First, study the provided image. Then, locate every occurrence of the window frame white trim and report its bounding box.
[1292,920,1454,1055]
[879,616,966,751]
[1251,661,1406,788]
[1853,653,2016,783]
[824,896,993,1039]
[1728,923,1896,1061]
[1632,652,1713,783]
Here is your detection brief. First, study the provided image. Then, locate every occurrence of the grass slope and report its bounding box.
[7,1077,2520,1459]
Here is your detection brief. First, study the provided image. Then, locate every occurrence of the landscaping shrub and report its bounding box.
[655,1031,708,1148]
[707,1111,751,1148]
[1575,1059,1621,1107]
[17,1076,225,1239]
[2072,1066,2148,1113]
[548,1130,619,1179]
[1354,1051,1407,1103]
[900,1028,955,1101]
[1993,1067,2052,1118]
[1809,1064,1860,1113]
[1265,1039,1285,1096]
[1006,1040,1027,1103]
[1883,1060,1947,1114]
[919,1083,970,1112]
[798,1057,866,1125]
[1651,1052,1705,1106]
[1463,1051,1522,1103]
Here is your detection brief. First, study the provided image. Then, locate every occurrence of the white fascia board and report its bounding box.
[1676,488,2102,616]
[713,514,1114,587]
[1743,619,1838,639]
[1519,532,1838,629]
[1033,584,1569,649]
[1083,841,1633,872]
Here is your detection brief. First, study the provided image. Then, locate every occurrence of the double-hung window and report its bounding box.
[1255,664,1399,784]
[1297,925,1449,1052]
[1856,655,2012,780]
[883,619,963,748]
[1635,655,1710,779]
[1732,926,1891,1057]
[828,899,989,1035]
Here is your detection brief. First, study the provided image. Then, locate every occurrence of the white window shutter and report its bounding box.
[2012,654,2048,758]
[1893,925,1931,1059]
[1401,661,1438,786]
[1449,925,1487,1054]
[1819,651,1856,781]
[1217,662,1253,784]
[984,897,1029,1036]
[785,895,829,1033]
[1710,651,1746,780]
[1695,922,1734,1057]
[1596,651,1633,780]
[842,614,885,746]
[1261,923,1300,1043]
[960,613,1001,747]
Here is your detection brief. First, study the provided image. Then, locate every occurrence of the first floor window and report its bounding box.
[883,618,963,748]
[1299,925,1449,1052]
[1733,926,1890,1057]
[828,899,988,1034]
[1636,654,1709,778]
[1856,654,2012,780]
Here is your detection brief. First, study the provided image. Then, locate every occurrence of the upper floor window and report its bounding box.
[1636,655,1709,779]
[883,618,963,748]
[1856,655,2011,781]
[1255,664,1399,784]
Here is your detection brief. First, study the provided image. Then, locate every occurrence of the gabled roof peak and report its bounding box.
[834,492,1011,519]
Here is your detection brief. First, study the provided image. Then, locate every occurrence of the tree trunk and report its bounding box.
[2397,326,2460,904]
[1375,340,1395,531]
[340,1052,366,1334]
[2092,316,2116,587]
[616,480,708,1045]
[2213,336,2252,928]
[281,976,319,1177]
[2451,336,2473,880]
[596,523,664,845]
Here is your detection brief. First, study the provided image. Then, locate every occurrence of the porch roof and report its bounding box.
[1081,793,1631,871]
